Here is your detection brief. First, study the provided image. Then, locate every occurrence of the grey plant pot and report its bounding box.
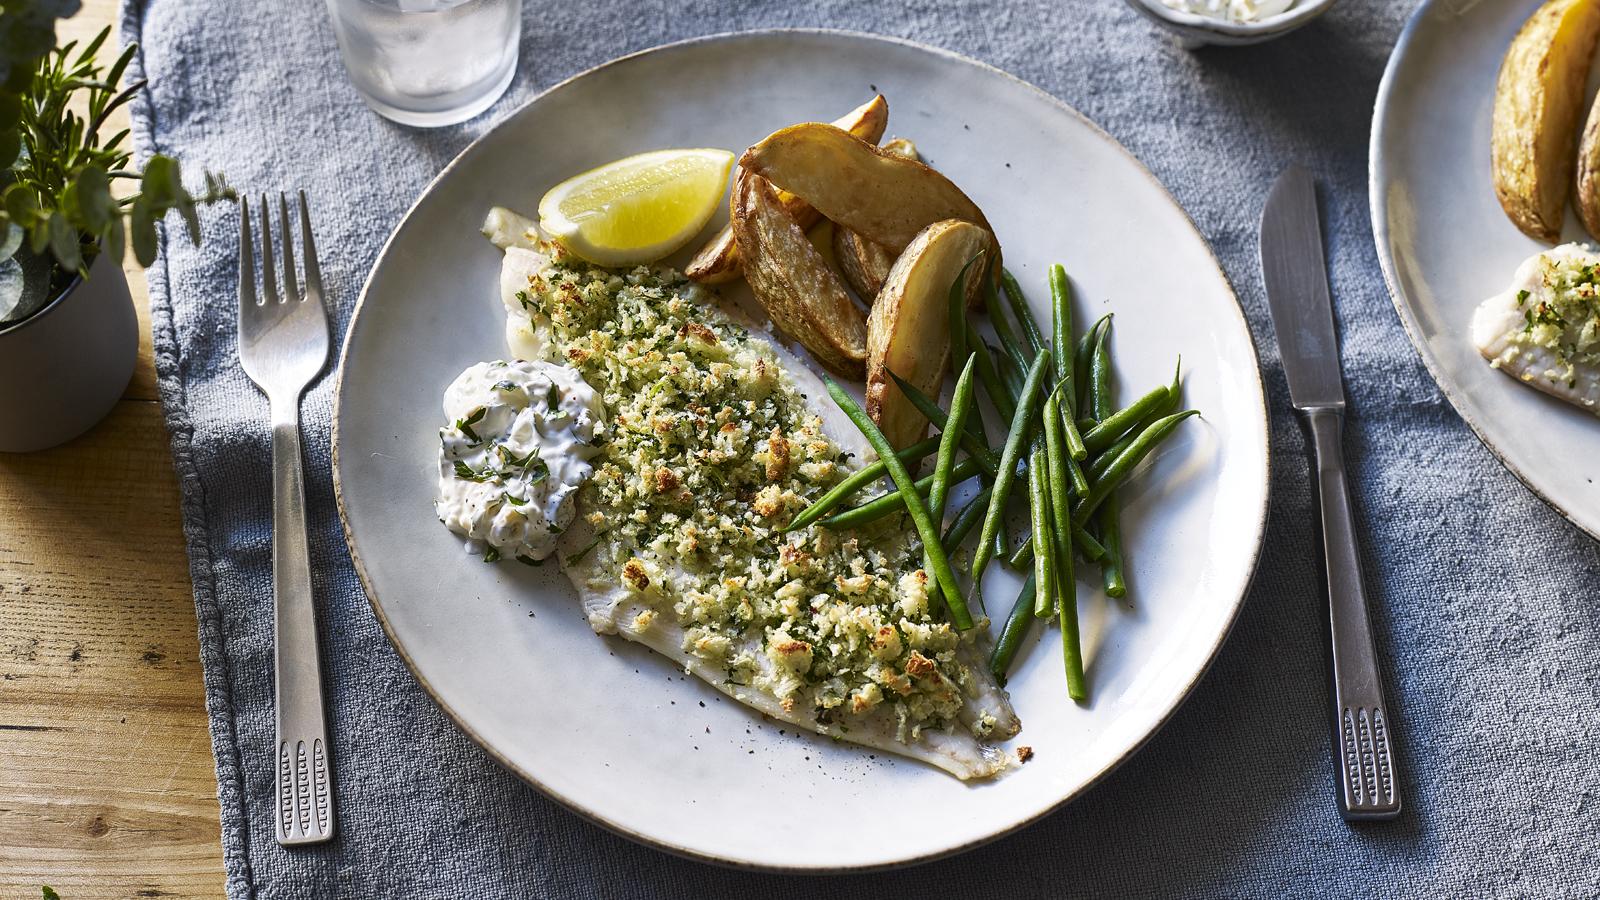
[0,249,137,453]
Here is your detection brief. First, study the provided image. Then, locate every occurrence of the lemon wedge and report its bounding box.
[537,148,735,267]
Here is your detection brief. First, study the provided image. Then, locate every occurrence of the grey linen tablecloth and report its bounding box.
[121,0,1600,895]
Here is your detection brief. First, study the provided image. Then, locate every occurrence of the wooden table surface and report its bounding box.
[0,3,228,897]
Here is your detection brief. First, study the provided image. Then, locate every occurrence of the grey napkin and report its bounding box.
[121,0,1600,896]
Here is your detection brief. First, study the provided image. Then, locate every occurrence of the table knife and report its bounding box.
[1259,165,1402,822]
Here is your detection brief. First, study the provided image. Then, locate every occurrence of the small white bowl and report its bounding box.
[1123,0,1336,46]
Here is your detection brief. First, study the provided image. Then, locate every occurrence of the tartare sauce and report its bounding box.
[435,359,605,563]
[1161,0,1293,22]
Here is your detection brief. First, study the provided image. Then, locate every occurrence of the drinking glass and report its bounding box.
[325,0,522,128]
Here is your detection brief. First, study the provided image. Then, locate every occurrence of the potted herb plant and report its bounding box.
[0,9,231,452]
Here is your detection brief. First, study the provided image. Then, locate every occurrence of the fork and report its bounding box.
[238,192,337,846]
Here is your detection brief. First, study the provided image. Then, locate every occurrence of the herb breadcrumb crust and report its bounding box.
[490,241,1019,777]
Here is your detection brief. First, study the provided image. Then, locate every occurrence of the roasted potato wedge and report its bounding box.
[1491,0,1600,242]
[1577,91,1600,238]
[835,223,898,302]
[741,123,996,257]
[731,167,868,378]
[685,95,888,283]
[866,220,992,448]
[834,138,919,301]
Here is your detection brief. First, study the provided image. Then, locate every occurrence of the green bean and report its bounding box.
[988,572,1037,685]
[1045,378,1091,494]
[1062,400,1089,464]
[1074,409,1201,525]
[969,335,1017,424]
[1001,267,1046,354]
[1089,368,1180,482]
[1090,318,1113,421]
[1049,263,1074,391]
[1074,314,1110,414]
[1077,417,1098,433]
[992,299,1030,376]
[1048,273,1092,463]
[942,485,992,554]
[948,253,983,379]
[986,270,1031,379]
[1081,384,1171,455]
[1068,448,1094,496]
[1086,323,1120,599]
[888,371,1000,473]
[824,378,973,630]
[1026,447,1057,619]
[1010,521,1107,566]
[820,456,982,530]
[783,435,942,532]
[1099,496,1126,599]
[970,351,1052,582]
[926,359,977,590]
[1042,391,1077,621]
[1060,554,1088,702]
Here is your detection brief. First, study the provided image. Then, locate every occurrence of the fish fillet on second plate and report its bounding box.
[1473,242,1600,412]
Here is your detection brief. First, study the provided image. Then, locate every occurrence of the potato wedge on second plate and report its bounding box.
[1491,0,1600,242]
[834,138,919,301]
[731,167,868,378]
[867,220,992,448]
[686,95,888,284]
[1576,91,1600,238]
[741,123,995,256]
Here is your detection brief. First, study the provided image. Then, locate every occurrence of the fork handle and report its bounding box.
[271,396,337,845]
[1304,406,1401,821]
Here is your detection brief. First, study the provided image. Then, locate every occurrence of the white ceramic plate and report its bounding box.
[333,30,1269,870]
[1373,0,1600,539]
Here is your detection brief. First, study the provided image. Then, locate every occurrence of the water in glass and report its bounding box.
[327,0,522,128]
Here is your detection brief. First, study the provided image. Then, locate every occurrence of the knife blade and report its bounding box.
[1260,165,1344,410]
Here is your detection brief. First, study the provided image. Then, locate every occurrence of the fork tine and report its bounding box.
[239,195,257,309]
[278,193,301,303]
[260,194,280,304]
[298,191,324,305]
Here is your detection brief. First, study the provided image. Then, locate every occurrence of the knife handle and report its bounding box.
[1303,406,1402,822]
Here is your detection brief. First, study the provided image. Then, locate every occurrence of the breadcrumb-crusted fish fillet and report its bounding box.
[486,218,1019,779]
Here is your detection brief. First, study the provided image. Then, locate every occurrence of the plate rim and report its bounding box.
[331,26,1273,872]
[1369,0,1600,542]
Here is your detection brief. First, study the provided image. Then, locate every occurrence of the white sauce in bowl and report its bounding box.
[435,359,605,563]
[1161,0,1293,22]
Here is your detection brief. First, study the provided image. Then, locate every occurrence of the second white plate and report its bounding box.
[1374,0,1600,538]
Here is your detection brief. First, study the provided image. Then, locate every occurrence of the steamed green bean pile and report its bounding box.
[790,258,1197,705]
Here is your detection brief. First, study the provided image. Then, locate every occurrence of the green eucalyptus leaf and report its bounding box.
[141,154,181,208]
[0,222,20,262]
[0,256,21,319]
[1,244,57,326]
[102,214,125,263]
[28,217,49,255]
[73,165,112,231]
[131,196,157,266]
[48,211,82,273]
[5,184,39,224]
